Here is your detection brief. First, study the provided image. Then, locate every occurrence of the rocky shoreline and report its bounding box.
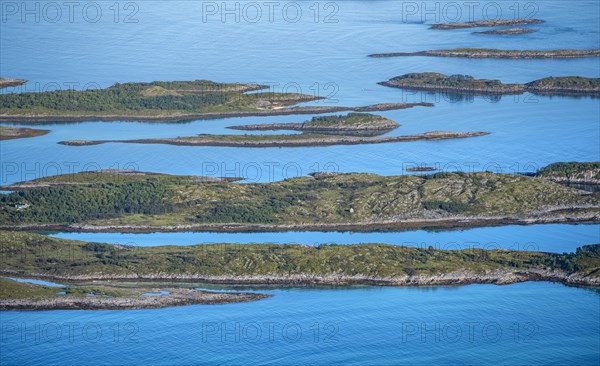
[2,209,597,233]
[0,287,269,310]
[2,269,598,291]
[57,131,489,148]
[369,48,600,59]
[1,268,597,310]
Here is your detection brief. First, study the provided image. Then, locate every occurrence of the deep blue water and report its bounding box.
[1,0,599,364]
[1,282,599,366]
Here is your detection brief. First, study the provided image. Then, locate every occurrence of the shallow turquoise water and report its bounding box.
[1,1,599,364]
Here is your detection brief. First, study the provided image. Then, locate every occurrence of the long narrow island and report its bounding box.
[57,113,488,147]
[0,79,431,123]
[0,165,597,232]
[379,73,600,96]
[369,48,600,59]
[0,231,598,310]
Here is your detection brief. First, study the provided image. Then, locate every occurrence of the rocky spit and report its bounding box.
[369,49,600,59]
[57,131,489,148]
[430,19,544,30]
[0,288,269,310]
[0,78,26,89]
[473,28,536,35]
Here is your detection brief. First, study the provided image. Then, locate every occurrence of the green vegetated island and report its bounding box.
[379,73,600,96]
[0,231,599,310]
[0,126,49,140]
[0,79,431,123]
[0,165,598,233]
[57,112,488,148]
[369,48,600,59]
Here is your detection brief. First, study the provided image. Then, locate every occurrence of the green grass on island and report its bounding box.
[0,168,597,230]
[297,113,399,130]
[0,232,598,286]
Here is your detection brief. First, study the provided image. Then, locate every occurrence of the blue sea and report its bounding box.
[1,1,599,365]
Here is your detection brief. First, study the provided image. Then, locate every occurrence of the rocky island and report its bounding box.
[228,113,401,135]
[379,73,600,96]
[0,167,597,232]
[0,126,49,140]
[368,48,600,59]
[405,166,437,172]
[0,232,598,311]
[430,18,544,30]
[0,79,432,123]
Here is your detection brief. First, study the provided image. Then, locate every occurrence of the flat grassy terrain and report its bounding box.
[0,169,597,230]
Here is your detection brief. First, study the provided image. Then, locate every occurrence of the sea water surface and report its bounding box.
[1,1,600,364]
[49,223,600,253]
[1,0,599,184]
[1,282,599,365]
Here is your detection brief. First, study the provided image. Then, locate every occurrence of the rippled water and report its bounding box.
[1,282,599,365]
[1,1,599,364]
[1,1,599,184]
